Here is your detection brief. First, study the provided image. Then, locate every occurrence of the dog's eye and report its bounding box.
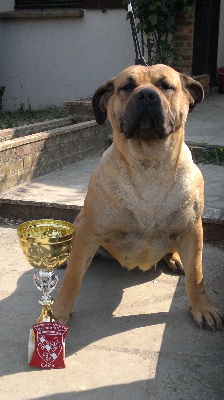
[160,82,175,91]
[120,83,135,92]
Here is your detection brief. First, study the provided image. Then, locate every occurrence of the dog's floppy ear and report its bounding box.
[92,78,115,124]
[180,74,204,111]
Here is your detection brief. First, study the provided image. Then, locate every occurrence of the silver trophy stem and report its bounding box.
[33,269,59,311]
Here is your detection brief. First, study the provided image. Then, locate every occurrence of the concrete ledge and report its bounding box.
[0,117,71,142]
[0,120,98,151]
[0,198,81,223]
[64,99,93,116]
[0,9,84,19]
[203,206,224,223]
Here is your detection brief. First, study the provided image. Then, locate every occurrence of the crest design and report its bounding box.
[29,322,69,369]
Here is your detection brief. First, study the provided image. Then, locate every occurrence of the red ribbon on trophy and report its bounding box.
[29,322,69,369]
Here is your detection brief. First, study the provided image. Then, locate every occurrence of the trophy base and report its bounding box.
[28,328,66,367]
[28,306,62,365]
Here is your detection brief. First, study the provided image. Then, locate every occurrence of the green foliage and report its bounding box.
[127,0,194,65]
[0,106,67,129]
[191,146,224,166]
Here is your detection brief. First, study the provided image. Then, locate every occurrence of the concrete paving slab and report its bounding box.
[0,157,100,206]
[0,223,224,400]
[199,163,224,211]
[185,93,224,145]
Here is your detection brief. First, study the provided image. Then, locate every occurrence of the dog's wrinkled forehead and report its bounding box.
[114,64,180,90]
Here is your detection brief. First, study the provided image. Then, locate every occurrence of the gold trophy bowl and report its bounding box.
[17,219,75,323]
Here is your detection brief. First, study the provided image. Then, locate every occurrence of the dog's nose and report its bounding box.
[136,88,158,105]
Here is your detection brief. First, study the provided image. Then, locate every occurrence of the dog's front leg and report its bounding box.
[52,221,100,324]
[178,218,223,330]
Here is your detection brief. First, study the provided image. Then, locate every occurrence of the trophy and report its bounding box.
[17,219,75,368]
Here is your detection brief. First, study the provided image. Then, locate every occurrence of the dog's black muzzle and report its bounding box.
[121,87,175,140]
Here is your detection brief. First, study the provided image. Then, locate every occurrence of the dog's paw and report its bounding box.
[163,252,185,275]
[190,299,223,331]
[52,303,71,325]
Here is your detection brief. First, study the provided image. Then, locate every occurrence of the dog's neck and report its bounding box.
[112,127,185,171]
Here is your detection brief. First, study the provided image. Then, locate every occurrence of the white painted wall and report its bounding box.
[0,0,14,12]
[0,7,135,111]
[217,0,224,68]
[1,0,224,112]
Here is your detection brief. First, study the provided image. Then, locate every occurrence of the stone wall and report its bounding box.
[0,120,110,193]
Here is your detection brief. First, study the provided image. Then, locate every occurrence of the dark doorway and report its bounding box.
[192,0,221,86]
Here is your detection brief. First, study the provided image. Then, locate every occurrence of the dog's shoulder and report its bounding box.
[178,143,203,187]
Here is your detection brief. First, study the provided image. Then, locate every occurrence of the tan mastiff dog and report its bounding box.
[52,64,222,330]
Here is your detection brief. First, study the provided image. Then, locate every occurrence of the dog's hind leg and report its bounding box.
[163,251,185,274]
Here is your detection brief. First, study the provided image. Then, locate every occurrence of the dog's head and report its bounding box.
[92,64,203,141]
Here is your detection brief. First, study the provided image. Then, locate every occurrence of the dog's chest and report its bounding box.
[102,189,193,270]
[118,182,190,235]
[102,165,201,267]
[118,165,193,220]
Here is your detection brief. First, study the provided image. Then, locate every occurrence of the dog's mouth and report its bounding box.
[121,113,175,141]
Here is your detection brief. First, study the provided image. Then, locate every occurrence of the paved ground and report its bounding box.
[1,93,224,399]
[1,224,224,400]
[185,93,224,145]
